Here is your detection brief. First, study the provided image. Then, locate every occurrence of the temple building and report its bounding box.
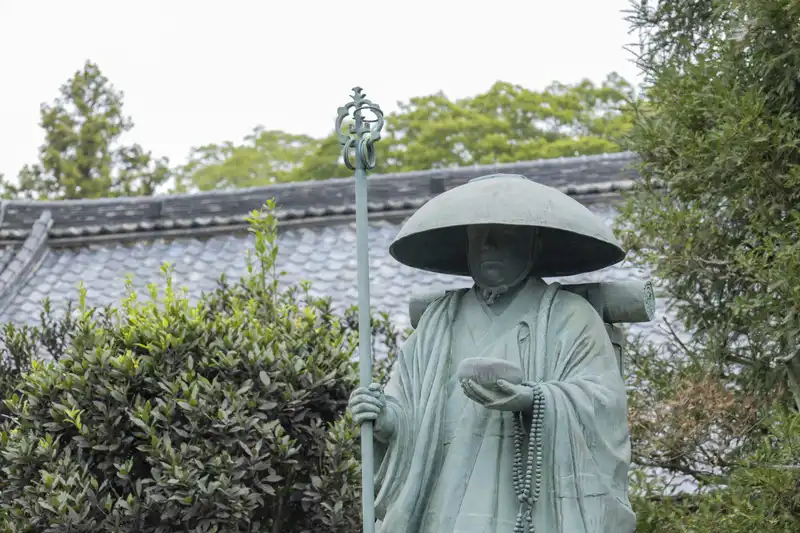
[0,151,660,341]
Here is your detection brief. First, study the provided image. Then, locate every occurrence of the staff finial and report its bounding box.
[336,87,385,171]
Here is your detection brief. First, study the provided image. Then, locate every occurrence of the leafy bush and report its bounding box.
[0,201,401,532]
[620,0,800,530]
[631,408,800,533]
[0,300,78,407]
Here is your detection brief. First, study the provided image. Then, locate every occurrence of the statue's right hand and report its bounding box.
[348,382,387,426]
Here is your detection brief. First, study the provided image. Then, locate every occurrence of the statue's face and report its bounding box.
[466,224,535,290]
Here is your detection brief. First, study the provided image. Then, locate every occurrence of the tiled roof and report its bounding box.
[0,151,666,343]
[0,151,639,241]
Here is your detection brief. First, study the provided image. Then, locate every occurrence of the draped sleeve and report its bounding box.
[527,287,635,533]
[372,291,463,533]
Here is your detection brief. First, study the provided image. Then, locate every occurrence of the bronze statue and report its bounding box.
[350,173,652,533]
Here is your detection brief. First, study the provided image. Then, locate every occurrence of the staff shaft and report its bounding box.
[355,162,376,533]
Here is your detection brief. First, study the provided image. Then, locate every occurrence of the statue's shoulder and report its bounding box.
[547,283,606,325]
[427,287,469,309]
[408,287,470,329]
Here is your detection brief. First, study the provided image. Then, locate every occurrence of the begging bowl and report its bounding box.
[456,358,524,389]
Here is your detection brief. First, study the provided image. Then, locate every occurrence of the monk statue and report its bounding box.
[349,173,646,533]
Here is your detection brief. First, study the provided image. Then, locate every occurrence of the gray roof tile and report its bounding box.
[0,152,674,353]
[0,203,666,346]
[0,152,640,239]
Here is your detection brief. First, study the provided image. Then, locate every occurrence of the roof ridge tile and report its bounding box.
[0,210,53,313]
[0,152,641,240]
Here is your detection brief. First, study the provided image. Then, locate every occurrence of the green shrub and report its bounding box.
[0,299,78,404]
[631,408,800,532]
[621,1,800,529]
[0,201,401,532]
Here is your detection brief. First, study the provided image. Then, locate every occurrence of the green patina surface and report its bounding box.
[350,174,651,533]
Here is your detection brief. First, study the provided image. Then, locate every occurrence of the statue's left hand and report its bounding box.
[460,379,534,412]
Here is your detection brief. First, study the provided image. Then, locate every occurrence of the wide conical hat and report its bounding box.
[389,173,625,277]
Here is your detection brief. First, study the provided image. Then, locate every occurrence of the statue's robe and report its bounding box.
[373,277,635,533]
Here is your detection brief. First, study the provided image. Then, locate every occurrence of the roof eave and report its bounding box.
[0,178,636,246]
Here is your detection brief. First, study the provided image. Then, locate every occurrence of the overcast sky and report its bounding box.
[0,0,641,179]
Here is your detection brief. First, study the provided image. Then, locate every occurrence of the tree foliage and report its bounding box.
[619,0,800,527]
[377,73,634,171]
[1,63,636,197]
[177,74,636,191]
[172,129,322,192]
[631,409,800,532]
[0,61,171,200]
[0,201,401,532]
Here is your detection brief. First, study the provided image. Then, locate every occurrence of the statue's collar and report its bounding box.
[476,276,545,314]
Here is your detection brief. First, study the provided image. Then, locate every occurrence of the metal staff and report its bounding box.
[336,87,384,533]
